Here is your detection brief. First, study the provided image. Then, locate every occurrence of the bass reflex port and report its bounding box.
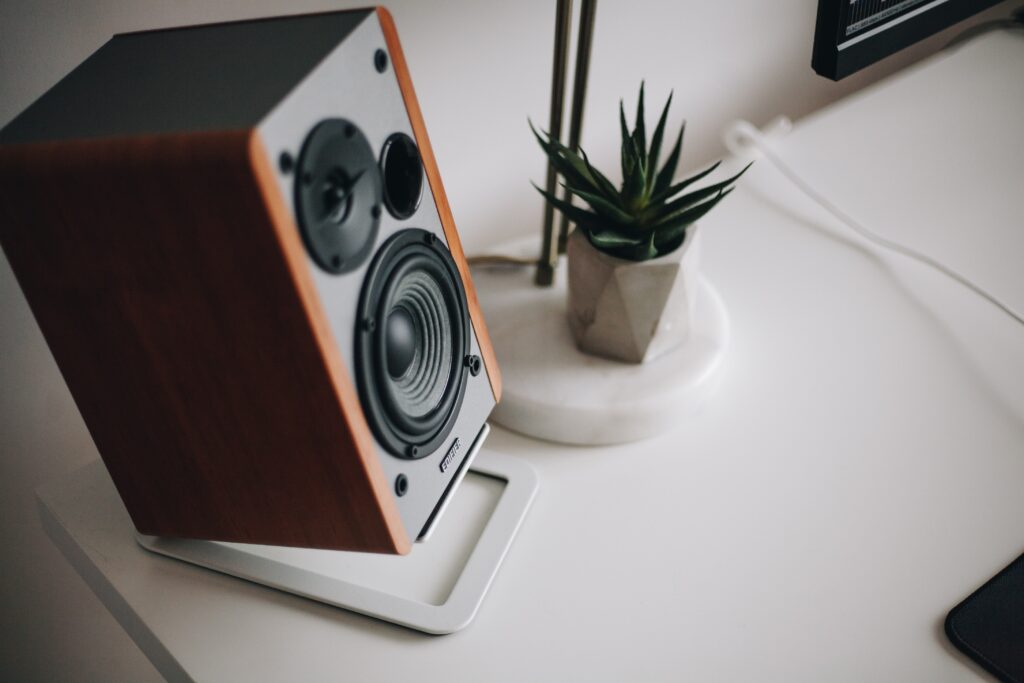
[380,132,424,220]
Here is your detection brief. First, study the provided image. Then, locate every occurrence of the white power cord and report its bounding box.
[723,119,1024,328]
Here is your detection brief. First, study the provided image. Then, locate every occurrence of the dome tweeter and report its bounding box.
[294,119,382,274]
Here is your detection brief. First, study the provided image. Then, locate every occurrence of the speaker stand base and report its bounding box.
[136,446,537,635]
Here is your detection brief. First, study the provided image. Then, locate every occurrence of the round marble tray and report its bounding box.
[472,239,729,445]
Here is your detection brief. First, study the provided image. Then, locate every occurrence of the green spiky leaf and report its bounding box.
[562,184,635,224]
[650,188,734,236]
[646,91,672,195]
[654,226,688,255]
[587,228,645,248]
[650,159,720,205]
[652,163,751,221]
[529,120,601,194]
[633,81,647,168]
[652,122,684,197]
[622,136,647,208]
[619,100,633,181]
[579,148,619,199]
[532,183,613,232]
[614,232,659,261]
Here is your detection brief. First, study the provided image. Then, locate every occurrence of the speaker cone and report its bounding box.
[294,119,382,274]
[356,228,469,458]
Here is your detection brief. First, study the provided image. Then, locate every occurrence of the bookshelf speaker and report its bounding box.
[0,8,500,554]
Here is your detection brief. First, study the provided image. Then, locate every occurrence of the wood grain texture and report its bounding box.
[0,131,410,553]
[376,6,503,403]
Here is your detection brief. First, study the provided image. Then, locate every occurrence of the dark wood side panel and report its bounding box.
[376,6,502,403]
[0,130,409,553]
[246,132,409,553]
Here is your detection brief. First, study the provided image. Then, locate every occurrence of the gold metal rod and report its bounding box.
[535,0,573,287]
[557,0,597,255]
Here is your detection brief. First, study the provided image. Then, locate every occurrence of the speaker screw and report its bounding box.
[371,205,381,219]
[424,232,436,245]
[407,445,419,458]
[395,474,409,497]
[363,317,376,333]
[374,49,389,73]
[465,354,482,377]
[278,152,294,174]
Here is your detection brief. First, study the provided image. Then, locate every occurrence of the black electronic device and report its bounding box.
[812,0,1003,79]
[945,553,1024,682]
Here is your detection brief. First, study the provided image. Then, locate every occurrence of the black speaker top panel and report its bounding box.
[0,10,374,145]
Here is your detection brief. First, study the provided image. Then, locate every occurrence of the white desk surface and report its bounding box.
[38,30,1024,682]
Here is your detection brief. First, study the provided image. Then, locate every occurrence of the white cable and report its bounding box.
[724,119,1024,328]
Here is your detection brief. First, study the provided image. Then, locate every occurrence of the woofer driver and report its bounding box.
[355,228,470,458]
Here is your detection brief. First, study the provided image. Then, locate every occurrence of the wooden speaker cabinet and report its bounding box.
[0,8,501,554]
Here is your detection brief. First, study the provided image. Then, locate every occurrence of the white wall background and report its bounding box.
[0,1,1012,680]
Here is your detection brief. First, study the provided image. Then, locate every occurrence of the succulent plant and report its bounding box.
[532,83,750,261]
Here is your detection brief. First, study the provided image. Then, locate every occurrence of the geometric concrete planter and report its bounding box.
[566,224,702,364]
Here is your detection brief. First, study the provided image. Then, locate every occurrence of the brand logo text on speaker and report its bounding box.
[439,438,461,473]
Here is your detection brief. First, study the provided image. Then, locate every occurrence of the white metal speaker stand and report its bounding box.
[135,445,537,635]
[40,432,538,636]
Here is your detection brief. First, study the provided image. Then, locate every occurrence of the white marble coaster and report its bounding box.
[473,239,729,445]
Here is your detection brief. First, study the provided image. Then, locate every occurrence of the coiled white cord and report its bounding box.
[723,119,1024,328]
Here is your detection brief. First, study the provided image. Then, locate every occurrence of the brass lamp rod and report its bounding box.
[535,0,574,286]
[536,0,598,285]
[557,0,597,256]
